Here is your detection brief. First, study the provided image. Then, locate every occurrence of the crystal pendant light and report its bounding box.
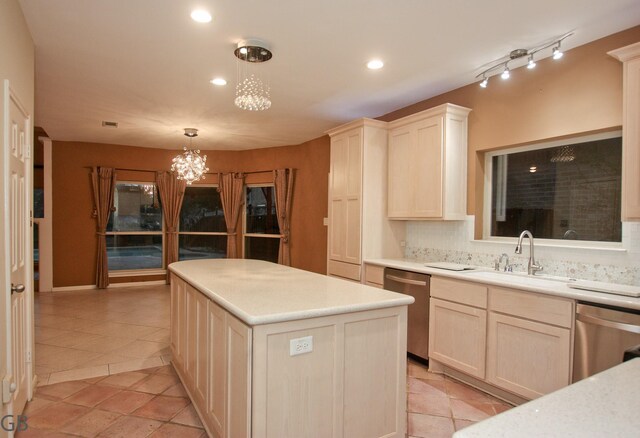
[234,39,272,111]
[171,128,209,184]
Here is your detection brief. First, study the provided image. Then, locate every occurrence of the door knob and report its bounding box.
[11,284,25,294]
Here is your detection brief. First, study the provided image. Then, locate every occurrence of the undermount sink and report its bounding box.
[460,270,574,285]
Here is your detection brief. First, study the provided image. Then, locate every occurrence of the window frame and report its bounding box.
[242,183,282,261]
[106,180,166,277]
[177,183,228,261]
[482,130,624,249]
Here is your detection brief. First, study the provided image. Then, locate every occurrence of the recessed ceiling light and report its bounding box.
[367,59,384,70]
[191,9,212,23]
[210,78,227,86]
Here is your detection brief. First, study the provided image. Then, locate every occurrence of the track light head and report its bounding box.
[480,77,488,88]
[552,40,563,60]
[501,65,510,80]
[527,55,536,69]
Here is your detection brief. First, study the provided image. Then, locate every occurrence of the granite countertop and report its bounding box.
[453,358,640,437]
[365,258,640,310]
[168,259,414,326]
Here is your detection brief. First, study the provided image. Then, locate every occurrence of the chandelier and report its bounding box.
[476,32,572,88]
[171,128,209,185]
[234,39,272,111]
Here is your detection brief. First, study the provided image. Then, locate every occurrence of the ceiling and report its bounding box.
[18,0,640,151]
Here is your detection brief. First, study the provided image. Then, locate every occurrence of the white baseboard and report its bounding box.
[51,284,97,292]
[50,280,167,292]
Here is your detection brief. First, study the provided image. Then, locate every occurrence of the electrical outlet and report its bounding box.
[323,217,328,226]
[289,336,313,356]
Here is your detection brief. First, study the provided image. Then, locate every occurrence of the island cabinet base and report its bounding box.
[170,273,408,438]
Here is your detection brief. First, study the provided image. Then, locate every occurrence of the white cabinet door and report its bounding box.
[429,298,486,379]
[413,116,443,217]
[486,312,571,400]
[328,128,362,264]
[206,301,227,438]
[170,275,187,369]
[226,314,252,438]
[387,125,413,217]
[192,290,209,410]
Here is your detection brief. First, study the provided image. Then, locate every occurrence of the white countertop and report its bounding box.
[169,259,414,325]
[365,258,640,310]
[453,358,640,438]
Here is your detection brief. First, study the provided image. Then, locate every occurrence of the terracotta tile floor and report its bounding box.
[35,285,171,385]
[406,359,512,437]
[17,364,206,437]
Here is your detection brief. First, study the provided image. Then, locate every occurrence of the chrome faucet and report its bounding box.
[494,253,511,272]
[515,230,543,276]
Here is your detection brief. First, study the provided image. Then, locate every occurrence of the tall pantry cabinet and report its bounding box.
[326,119,405,282]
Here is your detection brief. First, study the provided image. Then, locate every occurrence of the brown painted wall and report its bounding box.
[379,25,640,236]
[52,137,329,287]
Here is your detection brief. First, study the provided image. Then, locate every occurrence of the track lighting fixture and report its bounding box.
[476,32,572,88]
[527,54,536,69]
[501,65,510,80]
[553,41,563,60]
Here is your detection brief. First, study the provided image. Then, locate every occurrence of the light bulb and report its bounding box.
[479,77,488,88]
[210,78,227,86]
[501,67,510,80]
[527,56,536,69]
[553,47,563,60]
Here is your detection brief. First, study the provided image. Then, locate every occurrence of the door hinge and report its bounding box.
[26,350,32,363]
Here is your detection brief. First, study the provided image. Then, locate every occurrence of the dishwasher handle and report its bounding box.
[384,274,428,287]
[576,313,640,335]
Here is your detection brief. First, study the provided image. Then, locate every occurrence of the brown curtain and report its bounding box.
[218,172,245,258]
[91,167,117,289]
[273,168,295,265]
[156,172,187,282]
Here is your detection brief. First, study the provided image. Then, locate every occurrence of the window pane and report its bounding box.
[244,236,279,263]
[246,187,280,234]
[180,186,226,232]
[179,234,227,261]
[106,234,163,270]
[490,137,622,242]
[107,183,162,232]
[34,188,44,218]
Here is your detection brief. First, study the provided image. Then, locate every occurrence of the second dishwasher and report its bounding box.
[383,268,431,361]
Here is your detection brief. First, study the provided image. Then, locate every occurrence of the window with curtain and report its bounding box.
[178,185,227,260]
[106,182,163,271]
[243,185,280,263]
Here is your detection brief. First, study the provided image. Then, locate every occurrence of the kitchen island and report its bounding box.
[168,259,413,438]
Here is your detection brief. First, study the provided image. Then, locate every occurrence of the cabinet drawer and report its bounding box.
[489,287,573,328]
[328,260,361,281]
[431,277,487,309]
[364,264,384,285]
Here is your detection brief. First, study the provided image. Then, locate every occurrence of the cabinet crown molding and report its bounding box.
[325,118,388,137]
[388,103,472,129]
[608,41,640,62]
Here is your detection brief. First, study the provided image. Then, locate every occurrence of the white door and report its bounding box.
[1,80,32,422]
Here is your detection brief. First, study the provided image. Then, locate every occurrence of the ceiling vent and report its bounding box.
[101,121,118,128]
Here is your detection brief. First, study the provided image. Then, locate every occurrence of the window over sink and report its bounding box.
[484,131,622,243]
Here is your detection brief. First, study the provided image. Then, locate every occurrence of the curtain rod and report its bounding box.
[85,167,294,174]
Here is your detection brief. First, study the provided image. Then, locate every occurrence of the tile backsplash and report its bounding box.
[405,217,640,286]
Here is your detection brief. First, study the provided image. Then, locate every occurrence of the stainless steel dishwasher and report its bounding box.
[573,302,640,382]
[383,268,430,362]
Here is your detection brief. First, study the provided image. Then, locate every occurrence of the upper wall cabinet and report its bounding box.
[610,42,640,221]
[387,103,471,220]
